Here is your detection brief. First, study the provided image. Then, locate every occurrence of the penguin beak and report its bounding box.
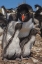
[21,14,26,21]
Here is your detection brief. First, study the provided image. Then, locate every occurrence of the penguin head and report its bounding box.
[17,4,33,22]
[0,16,7,28]
[1,6,7,16]
[0,17,7,36]
[35,4,41,10]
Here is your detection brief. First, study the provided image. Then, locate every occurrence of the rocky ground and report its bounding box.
[0,33,42,64]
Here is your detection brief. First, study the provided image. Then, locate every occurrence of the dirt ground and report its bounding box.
[0,33,42,64]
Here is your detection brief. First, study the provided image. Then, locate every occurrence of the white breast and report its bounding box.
[19,18,35,38]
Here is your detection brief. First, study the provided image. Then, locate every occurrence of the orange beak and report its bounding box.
[21,14,26,21]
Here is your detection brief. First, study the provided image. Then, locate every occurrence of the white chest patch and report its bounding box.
[19,19,35,38]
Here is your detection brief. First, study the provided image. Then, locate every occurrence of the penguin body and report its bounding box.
[2,21,22,60]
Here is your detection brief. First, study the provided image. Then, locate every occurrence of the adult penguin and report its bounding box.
[35,4,42,37]
[17,4,37,58]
